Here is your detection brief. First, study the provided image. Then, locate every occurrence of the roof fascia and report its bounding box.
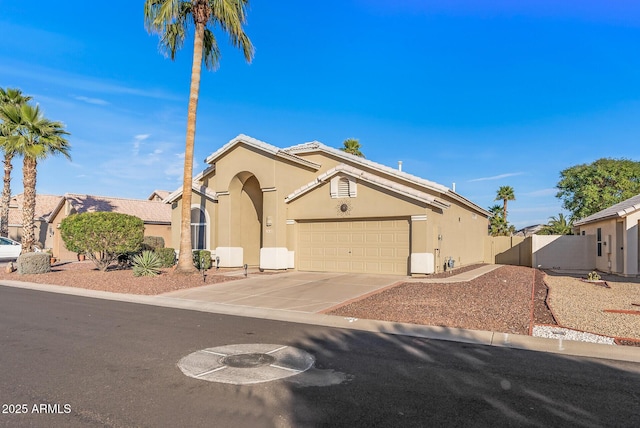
[164,184,218,204]
[204,134,320,170]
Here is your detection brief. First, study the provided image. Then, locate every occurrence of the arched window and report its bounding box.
[190,207,207,250]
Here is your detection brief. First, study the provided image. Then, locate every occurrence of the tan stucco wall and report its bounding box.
[8,221,48,249]
[427,202,487,271]
[531,235,596,270]
[169,192,217,252]
[577,220,619,273]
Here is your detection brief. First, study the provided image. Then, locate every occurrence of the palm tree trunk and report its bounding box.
[0,152,12,237]
[21,156,37,253]
[503,200,508,223]
[175,19,205,274]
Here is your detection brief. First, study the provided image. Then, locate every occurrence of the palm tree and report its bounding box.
[495,185,515,223]
[0,103,70,253]
[539,213,574,235]
[488,204,508,236]
[144,0,254,273]
[0,88,32,237]
[340,138,364,157]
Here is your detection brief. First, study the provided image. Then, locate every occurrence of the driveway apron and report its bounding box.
[161,271,404,313]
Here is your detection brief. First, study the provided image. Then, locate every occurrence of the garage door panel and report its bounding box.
[365,247,380,257]
[351,233,365,243]
[337,248,350,257]
[298,219,409,275]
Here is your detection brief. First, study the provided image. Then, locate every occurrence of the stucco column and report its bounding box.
[260,188,289,269]
[410,214,434,274]
[216,192,231,247]
[214,191,243,267]
[261,188,278,248]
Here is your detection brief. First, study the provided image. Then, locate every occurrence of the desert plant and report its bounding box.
[60,212,144,271]
[587,271,601,281]
[155,247,176,268]
[192,250,211,270]
[16,252,50,274]
[132,250,162,277]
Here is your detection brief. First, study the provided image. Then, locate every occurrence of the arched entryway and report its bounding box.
[229,172,263,266]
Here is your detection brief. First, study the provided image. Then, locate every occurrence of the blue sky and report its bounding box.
[1,1,639,229]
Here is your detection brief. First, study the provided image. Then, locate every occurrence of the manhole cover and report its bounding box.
[178,344,315,385]
[221,353,276,368]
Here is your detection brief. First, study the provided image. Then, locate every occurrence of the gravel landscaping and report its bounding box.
[1,261,639,345]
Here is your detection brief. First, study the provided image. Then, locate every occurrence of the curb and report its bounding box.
[2,279,640,364]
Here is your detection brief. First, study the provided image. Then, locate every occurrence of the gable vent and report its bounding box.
[338,178,350,197]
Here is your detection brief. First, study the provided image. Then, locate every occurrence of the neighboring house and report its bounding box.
[166,134,491,275]
[148,190,171,202]
[574,193,640,276]
[7,194,62,248]
[48,193,172,261]
[514,224,544,237]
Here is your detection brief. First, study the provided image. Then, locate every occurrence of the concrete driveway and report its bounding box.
[162,271,405,313]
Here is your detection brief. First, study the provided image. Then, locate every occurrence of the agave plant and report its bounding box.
[132,251,162,277]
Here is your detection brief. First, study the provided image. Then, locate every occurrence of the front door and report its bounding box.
[616,221,624,273]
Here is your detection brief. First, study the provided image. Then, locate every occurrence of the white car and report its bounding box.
[0,237,22,260]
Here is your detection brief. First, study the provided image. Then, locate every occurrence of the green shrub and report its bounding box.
[141,236,165,251]
[192,250,212,270]
[587,271,601,281]
[155,247,176,268]
[60,212,144,271]
[132,251,162,277]
[17,252,51,274]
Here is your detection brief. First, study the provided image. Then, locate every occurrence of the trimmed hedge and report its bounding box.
[192,250,212,270]
[155,248,176,268]
[142,236,165,251]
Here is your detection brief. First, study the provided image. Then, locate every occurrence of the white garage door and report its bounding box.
[297,219,410,275]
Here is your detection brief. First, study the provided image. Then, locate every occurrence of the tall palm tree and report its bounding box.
[495,185,515,223]
[340,138,364,157]
[144,0,254,273]
[0,103,70,253]
[0,87,32,237]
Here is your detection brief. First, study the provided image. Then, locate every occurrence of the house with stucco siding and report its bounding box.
[166,134,490,275]
[47,193,171,261]
[574,193,640,276]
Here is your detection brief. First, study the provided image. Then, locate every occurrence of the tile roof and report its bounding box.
[574,193,640,226]
[8,194,63,226]
[53,193,171,224]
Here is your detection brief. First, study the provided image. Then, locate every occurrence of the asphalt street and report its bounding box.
[1,286,639,427]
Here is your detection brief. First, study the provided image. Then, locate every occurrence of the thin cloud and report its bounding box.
[468,172,525,182]
[0,61,180,101]
[74,95,109,106]
[524,188,557,197]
